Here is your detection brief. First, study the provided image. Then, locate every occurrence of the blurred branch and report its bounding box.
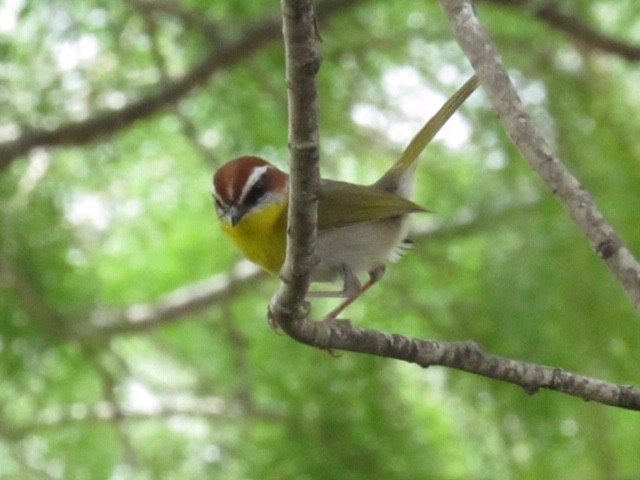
[72,262,266,339]
[268,0,321,330]
[89,348,140,468]
[440,0,640,311]
[412,196,541,241]
[137,2,219,164]
[0,257,68,339]
[2,398,283,440]
[482,0,640,61]
[0,20,276,170]
[0,0,367,171]
[219,306,255,412]
[129,0,223,42]
[5,451,58,480]
[263,0,640,411]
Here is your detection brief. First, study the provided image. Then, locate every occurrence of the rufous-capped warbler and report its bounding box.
[212,76,478,319]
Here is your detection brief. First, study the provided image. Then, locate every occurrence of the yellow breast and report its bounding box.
[220,202,287,275]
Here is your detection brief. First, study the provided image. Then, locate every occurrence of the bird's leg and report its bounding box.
[306,265,361,298]
[323,265,386,321]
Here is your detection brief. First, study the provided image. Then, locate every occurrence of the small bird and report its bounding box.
[212,76,478,320]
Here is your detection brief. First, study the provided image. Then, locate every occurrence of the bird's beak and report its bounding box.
[226,205,245,227]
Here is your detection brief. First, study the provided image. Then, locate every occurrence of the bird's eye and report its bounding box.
[244,179,267,207]
[212,195,225,214]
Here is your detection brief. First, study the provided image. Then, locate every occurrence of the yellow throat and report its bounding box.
[221,201,287,275]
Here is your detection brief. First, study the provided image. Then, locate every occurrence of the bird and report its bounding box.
[212,75,478,321]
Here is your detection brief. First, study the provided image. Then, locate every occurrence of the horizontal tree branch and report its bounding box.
[276,320,640,410]
[440,0,640,311]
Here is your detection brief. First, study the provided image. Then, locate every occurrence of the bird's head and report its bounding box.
[212,156,288,227]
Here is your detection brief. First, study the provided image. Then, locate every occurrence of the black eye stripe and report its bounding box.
[243,179,267,207]
[211,190,226,210]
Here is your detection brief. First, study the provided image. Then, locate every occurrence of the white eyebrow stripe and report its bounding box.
[239,165,269,204]
[211,185,224,205]
[226,180,234,205]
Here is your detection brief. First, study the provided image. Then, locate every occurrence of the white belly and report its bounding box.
[312,216,409,283]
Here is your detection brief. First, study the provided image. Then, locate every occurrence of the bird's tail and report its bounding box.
[374,75,479,195]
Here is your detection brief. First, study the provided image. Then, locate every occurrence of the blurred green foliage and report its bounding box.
[0,0,639,478]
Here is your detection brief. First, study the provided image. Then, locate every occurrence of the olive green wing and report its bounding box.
[317,180,428,231]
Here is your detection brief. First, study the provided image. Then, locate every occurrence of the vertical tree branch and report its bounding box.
[439,0,640,311]
[269,1,322,329]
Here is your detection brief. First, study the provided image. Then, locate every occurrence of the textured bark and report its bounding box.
[268,0,322,329]
[439,0,640,311]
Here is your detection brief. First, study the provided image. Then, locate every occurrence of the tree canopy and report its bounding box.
[1,0,639,478]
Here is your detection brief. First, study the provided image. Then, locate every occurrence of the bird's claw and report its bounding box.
[267,300,312,333]
[321,315,352,328]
